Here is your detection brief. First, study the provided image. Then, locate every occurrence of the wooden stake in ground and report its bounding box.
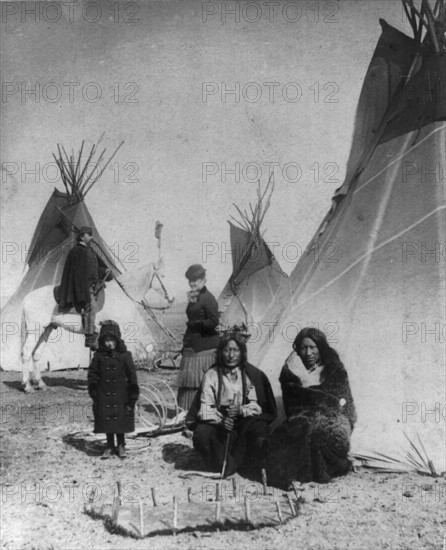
[291,481,302,501]
[261,468,268,495]
[287,494,296,516]
[244,497,251,524]
[138,498,144,538]
[84,487,95,513]
[111,488,119,524]
[275,501,283,524]
[172,496,178,532]
[187,487,192,503]
[116,480,122,505]
[215,501,222,523]
[151,487,158,506]
[232,477,237,498]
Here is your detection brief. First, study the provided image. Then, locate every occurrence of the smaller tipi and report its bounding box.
[218,180,290,336]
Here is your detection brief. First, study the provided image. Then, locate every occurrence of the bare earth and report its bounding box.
[1,369,444,550]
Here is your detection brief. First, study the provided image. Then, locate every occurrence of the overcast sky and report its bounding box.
[1,0,410,303]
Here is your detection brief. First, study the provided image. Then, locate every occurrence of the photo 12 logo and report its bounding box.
[201,240,340,266]
[401,242,446,263]
[1,2,141,24]
[401,322,446,343]
[1,160,139,185]
[401,482,445,503]
[1,240,141,266]
[401,402,446,424]
[1,480,141,504]
[202,81,340,104]
[2,82,139,104]
[201,2,340,24]
[402,162,446,184]
[201,161,340,184]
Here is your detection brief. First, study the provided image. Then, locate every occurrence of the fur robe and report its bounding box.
[264,354,356,488]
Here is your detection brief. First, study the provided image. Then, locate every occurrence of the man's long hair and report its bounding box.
[293,327,341,371]
[216,333,248,370]
[215,333,248,407]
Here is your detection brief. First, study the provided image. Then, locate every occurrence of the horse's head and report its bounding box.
[117,258,175,309]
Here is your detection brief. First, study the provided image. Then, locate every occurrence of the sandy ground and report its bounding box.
[1,368,445,550]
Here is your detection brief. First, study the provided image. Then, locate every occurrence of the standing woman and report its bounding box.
[176,264,220,410]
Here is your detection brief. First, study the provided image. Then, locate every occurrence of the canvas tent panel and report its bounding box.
[27,190,120,278]
[284,123,445,304]
[338,21,418,198]
[228,223,275,286]
[218,220,290,330]
[383,52,446,142]
[219,261,290,328]
[228,223,251,273]
[27,189,73,267]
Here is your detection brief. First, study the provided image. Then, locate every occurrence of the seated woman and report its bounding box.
[187,333,277,477]
[264,327,356,488]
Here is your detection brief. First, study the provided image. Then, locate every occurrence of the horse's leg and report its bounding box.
[22,356,34,393]
[21,328,37,393]
[31,324,57,390]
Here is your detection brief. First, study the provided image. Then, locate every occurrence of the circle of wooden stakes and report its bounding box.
[85,476,302,538]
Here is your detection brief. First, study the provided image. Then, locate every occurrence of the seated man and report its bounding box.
[59,226,111,349]
[187,333,277,477]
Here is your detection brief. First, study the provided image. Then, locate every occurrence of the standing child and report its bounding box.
[88,320,139,459]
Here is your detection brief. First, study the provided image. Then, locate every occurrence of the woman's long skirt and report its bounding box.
[176,348,216,410]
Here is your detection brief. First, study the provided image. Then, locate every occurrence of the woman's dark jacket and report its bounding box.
[183,286,220,352]
[187,362,277,428]
[88,338,139,434]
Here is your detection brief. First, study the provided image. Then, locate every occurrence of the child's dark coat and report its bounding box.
[87,323,139,434]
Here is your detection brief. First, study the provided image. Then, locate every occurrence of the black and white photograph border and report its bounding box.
[1,1,445,549]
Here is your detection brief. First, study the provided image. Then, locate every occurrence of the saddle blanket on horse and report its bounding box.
[53,286,105,316]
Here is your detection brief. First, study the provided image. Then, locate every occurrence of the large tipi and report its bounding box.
[218,181,290,333]
[1,140,163,371]
[250,1,446,472]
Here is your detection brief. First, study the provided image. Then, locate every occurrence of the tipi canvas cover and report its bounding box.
[218,185,290,331]
[251,11,445,471]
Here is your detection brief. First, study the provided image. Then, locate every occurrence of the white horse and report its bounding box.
[21,259,175,393]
